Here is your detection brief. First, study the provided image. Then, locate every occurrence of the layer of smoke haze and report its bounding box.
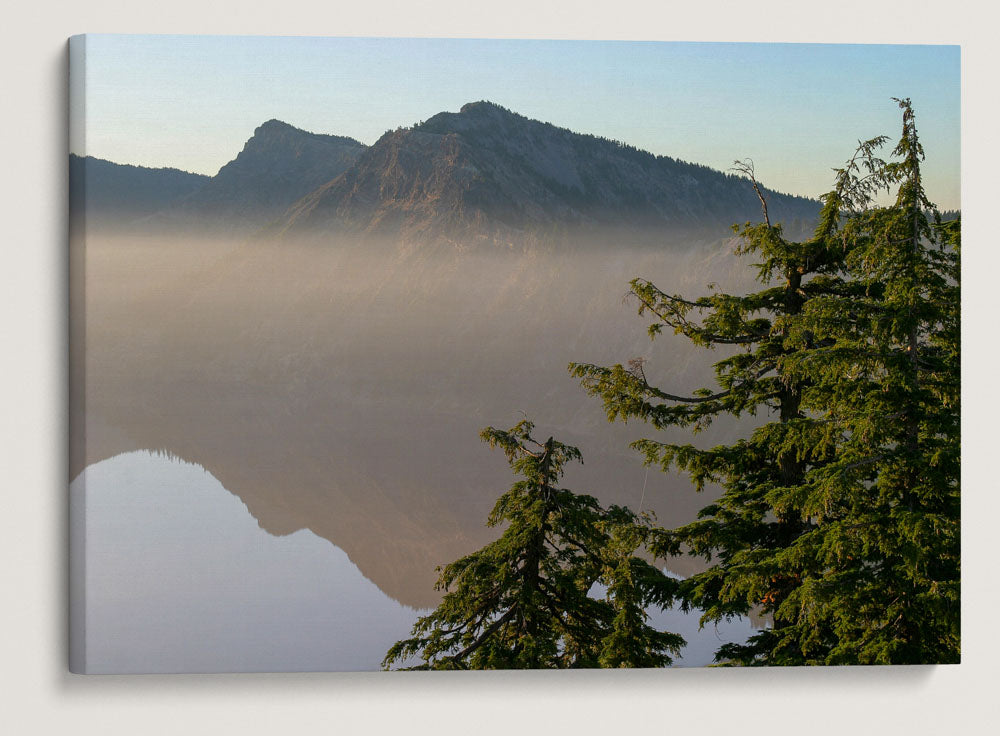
[72,224,764,607]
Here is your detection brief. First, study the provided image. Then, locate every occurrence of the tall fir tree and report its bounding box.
[772,99,960,663]
[570,165,848,664]
[571,99,959,665]
[383,420,683,670]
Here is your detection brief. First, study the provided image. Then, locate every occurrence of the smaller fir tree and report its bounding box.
[383,420,683,670]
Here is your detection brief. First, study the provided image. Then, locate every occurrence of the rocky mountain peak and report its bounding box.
[232,120,363,166]
[254,118,296,135]
[159,120,367,232]
[456,100,522,121]
[279,101,821,242]
[415,100,528,140]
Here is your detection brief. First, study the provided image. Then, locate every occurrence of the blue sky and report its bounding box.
[73,35,961,209]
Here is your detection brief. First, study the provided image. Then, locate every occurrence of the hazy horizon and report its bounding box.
[71,225,763,610]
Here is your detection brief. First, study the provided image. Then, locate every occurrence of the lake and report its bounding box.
[71,450,757,673]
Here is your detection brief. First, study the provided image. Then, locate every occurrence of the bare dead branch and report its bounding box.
[732,158,771,228]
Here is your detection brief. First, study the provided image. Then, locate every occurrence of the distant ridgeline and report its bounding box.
[69,154,209,228]
[70,101,821,243]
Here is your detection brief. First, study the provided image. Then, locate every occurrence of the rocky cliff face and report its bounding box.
[280,101,818,242]
[168,119,366,232]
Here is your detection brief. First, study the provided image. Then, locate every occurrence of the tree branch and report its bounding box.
[640,364,775,405]
[629,288,768,345]
[732,159,771,228]
[440,606,518,668]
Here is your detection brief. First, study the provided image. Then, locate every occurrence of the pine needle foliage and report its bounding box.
[570,99,959,665]
[382,420,684,670]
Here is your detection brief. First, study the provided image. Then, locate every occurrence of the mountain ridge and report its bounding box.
[161,119,367,233]
[69,154,210,224]
[279,100,819,242]
[72,102,821,242]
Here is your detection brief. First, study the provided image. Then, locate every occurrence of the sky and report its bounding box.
[72,35,961,209]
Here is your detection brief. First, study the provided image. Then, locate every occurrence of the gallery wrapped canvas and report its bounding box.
[68,35,960,673]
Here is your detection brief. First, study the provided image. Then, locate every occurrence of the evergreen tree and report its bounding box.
[570,99,959,665]
[382,420,683,670]
[773,99,960,663]
[570,167,846,664]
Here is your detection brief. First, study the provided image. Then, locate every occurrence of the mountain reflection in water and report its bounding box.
[71,232,761,609]
[72,451,755,673]
[73,451,426,673]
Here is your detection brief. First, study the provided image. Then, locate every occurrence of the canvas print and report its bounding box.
[68,35,960,673]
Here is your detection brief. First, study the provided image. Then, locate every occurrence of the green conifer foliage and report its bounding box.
[570,176,844,664]
[775,99,960,664]
[382,420,684,670]
[570,99,959,665]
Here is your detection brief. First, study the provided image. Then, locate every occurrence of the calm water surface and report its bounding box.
[72,451,756,673]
